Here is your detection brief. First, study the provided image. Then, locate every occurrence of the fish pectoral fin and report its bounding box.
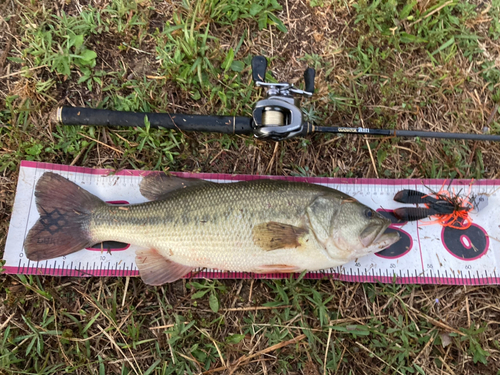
[252,222,308,251]
[253,264,302,273]
[135,249,194,285]
[140,173,214,201]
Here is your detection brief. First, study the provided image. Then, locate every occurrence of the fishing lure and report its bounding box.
[393,181,475,230]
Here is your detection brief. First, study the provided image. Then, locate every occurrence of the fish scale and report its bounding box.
[89,180,327,271]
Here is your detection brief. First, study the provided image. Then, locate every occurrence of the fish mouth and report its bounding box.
[371,230,401,250]
[360,222,399,248]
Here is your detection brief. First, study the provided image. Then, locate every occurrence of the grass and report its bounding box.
[2,0,500,373]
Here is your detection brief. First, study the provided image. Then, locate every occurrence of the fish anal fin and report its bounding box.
[252,222,308,251]
[140,173,213,201]
[253,264,302,273]
[135,249,194,285]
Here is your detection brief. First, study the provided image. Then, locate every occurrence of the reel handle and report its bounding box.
[251,56,268,83]
[304,67,315,94]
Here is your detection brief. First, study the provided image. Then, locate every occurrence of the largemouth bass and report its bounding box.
[24,172,400,285]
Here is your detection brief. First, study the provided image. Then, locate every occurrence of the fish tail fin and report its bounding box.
[24,172,105,262]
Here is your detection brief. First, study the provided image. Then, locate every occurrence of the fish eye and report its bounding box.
[365,209,373,219]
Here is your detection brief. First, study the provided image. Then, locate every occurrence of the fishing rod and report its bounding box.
[56,56,500,142]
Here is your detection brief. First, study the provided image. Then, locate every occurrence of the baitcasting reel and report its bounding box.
[251,56,315,141]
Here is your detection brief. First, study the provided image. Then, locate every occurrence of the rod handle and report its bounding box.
[56,107,254,135]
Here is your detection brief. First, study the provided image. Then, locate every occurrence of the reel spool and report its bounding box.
[261,107,286,127]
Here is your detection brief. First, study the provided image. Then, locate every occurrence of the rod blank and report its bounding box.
[314,126,500,142]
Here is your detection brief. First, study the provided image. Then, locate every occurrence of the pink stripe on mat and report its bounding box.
[3,266,498,285]
[20,161,500,186]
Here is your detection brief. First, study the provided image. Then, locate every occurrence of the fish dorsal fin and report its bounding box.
[252,222,308,251]
[135,248,194,285]
[140,173,214,201]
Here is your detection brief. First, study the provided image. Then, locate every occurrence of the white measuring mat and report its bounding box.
[3,161,500,285]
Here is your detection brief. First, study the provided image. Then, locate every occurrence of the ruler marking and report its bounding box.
[416,230,424,274]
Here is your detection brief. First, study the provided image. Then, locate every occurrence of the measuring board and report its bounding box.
[3,161,500,285]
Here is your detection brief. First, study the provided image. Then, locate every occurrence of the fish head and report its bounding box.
[307,196,400,261]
